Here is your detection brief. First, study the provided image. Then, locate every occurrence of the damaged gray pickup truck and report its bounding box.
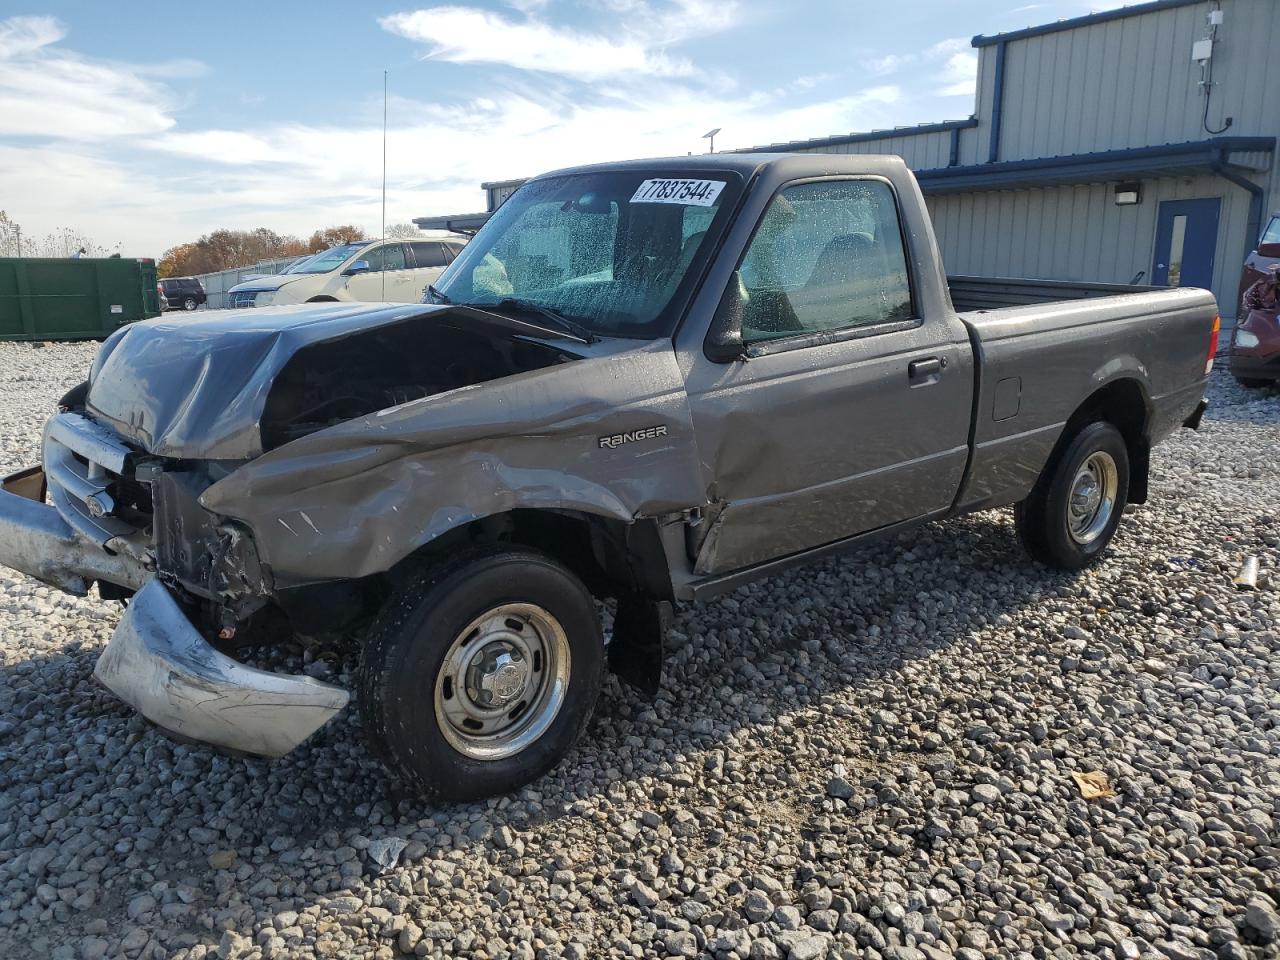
[0,154,1219,800]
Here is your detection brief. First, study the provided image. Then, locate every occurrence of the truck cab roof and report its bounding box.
[529,152,913,185]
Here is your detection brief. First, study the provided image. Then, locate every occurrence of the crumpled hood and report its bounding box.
[85,302,578,460]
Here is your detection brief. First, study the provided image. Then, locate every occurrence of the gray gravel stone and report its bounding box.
[744,890,775,923]
[1244,896,1280,942]
[773,904,803,930]
[0,349,1277,960]
[662,929,699,957]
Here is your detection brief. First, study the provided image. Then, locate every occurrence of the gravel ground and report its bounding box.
[0,340,1278,960]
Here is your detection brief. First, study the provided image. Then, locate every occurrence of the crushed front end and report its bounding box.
[0,405,348,757]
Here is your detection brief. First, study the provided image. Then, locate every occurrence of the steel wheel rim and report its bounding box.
[434,602,570,760]
[1067,451,1118,545]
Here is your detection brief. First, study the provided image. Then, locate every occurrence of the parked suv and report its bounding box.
[225,238,466,308]
[159,277,207,311]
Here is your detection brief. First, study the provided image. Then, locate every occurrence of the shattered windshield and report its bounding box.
[432,170,741,339]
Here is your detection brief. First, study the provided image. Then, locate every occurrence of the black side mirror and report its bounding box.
[343,259,371,276]
[705,271,747,362]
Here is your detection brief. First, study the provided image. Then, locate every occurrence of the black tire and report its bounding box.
[359,547,603,801]
[1234,376,1272,389]
[1015,420,1130,570]
[182,297,197,311]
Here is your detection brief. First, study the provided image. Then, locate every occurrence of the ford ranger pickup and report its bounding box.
[0,154,1219,800]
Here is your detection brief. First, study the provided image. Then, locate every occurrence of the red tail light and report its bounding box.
[1205,314,1220,375]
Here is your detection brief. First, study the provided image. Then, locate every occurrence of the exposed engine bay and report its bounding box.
[259,316,580,450]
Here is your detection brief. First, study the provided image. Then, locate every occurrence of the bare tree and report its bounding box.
[385,223,421,239]
[0,211,21,257]
[28,231,114,258]
[159,229,308,277]
[0,214,116,258]
[307,225,368,251]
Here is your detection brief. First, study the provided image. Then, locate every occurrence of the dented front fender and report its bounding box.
[200,340,706,585]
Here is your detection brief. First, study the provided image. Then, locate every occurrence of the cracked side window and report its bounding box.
[738,179,914,346]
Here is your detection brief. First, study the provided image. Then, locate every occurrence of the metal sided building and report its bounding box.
[418,0,1277,324]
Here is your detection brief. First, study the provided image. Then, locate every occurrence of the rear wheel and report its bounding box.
[359,547,603,801]
[1015,421,1130,570]
[1234,376,1272,389]
[182,297,197,311]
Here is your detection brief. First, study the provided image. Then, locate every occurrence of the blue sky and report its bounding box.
[0,0,1129,255]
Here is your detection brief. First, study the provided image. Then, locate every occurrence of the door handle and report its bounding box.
[908,357,943,383]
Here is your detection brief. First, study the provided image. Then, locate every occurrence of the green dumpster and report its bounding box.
[0,257,162,341]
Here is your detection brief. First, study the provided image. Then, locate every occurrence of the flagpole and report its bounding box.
[381,69,388,301]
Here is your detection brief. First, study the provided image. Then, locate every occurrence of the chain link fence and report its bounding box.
[192,255,307,310]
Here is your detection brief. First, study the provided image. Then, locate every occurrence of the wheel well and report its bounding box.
[382,510,675,696]
[1062,379,1151,503]
[390,509,674,604]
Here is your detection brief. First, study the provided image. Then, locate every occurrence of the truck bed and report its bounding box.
[950,280,1218,515]
[947,274,1155,312]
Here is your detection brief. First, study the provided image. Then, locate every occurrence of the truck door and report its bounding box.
[682,177,973,575]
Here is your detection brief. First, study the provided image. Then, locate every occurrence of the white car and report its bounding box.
[225,238,466,308]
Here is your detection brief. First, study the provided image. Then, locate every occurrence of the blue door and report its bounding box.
[1152,198,1220,289]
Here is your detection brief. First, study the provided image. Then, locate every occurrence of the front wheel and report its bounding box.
[1015,420,1130,570]
[182,297,197,311]
[359,547,603,801]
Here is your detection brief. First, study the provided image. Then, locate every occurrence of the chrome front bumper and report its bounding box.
[0,467,150,595]
[94,580,349,757]
[1,466,348,757]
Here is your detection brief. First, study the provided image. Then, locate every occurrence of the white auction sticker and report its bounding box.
[631,178,725,206]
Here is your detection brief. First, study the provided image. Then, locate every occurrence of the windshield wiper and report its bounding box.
[482,298,597,344]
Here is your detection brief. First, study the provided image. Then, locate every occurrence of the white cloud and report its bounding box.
[0,5,973,258]
[0,14,193,140]
[865,54,911,77]
[790,72,836,91]
[44,78,892,252]
[151,81,904,183]
[861,39,976,98]
[926,38,978,97]
[0,14,63,57]
[379,0,737,80]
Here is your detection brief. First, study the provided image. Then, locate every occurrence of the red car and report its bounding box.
[1238,212,1280,302]
[1231,262,1280,388]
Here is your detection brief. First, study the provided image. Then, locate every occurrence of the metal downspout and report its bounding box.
[1210,148,1265,258]
[987,40,1008,164]
[1210,148,1266,320]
